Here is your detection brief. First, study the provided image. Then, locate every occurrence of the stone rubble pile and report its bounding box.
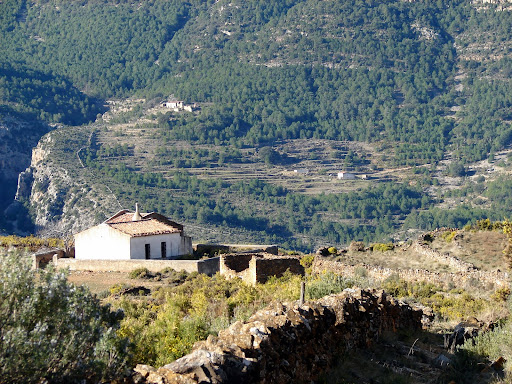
[131,288,423,384]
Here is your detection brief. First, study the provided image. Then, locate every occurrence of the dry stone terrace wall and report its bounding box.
[313,258,510,289]
[133,289,422,384]
[412,242,477,272]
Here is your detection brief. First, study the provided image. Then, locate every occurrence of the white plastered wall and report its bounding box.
[74,223,131,260]
[130,232,187,259]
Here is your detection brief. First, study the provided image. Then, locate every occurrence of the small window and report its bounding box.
[145,244,151,259]
[161,242,167,258]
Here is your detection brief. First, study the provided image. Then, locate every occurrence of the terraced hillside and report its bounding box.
[20,95,512,250]
[3,0,512,248]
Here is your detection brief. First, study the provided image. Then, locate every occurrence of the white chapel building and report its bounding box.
[74,204,193,260]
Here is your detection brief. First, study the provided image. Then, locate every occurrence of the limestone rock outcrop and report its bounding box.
[17,128,123,237]
[0,117,48,212]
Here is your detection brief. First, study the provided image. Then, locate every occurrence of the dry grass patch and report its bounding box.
[339,246,458,273]
[67,271,164,295]
[430,230,509,272]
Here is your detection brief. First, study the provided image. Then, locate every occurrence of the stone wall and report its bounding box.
[54,252,303,282]
[133,289,422,384]
[197,257,220,276]
[412,242,477,272]
[220,254,304,284]
[55,257,220,276]
[252,256,304,284]
[313,257,510,289]
[195,244,230,257]
[32,249,65,269]
[220,254,255,274]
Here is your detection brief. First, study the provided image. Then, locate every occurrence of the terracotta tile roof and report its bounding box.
[106,212,150,224]
[108,218,181,237]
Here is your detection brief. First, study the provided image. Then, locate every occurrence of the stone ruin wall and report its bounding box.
[32,249,65,269]
[412,241,477,272]
[219,254,255,281]
[133,288,422,384]
[313,257,510,290]
[220,254,304,284]
[314,235,509,290]
[252,256,304,284]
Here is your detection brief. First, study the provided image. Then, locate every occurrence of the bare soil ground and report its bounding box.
[68,271,162,295]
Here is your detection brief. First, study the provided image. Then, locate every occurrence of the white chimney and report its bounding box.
[132,203,142,221]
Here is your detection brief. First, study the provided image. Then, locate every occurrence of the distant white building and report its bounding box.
[294,168,309,174]
[337,172,356,180]
[74,204,192,260]
[163,100,184,110]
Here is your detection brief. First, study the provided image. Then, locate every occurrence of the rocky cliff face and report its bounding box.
[0,115,51,234]
[133,288,423,384]
[15,127,123,237]
[0,116,47,207]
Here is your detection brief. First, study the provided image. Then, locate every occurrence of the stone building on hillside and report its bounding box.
[74,204,192,260]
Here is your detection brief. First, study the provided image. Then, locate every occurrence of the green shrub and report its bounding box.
[476,218,492,231]
[0,251,130,383]
[371,242,394,252]
[0,235,64,250]
[109,283,131,296]
[354,266,368,278]
[327,247,338,255]
[441,230,457,243]
[300,255,315,268]
[425,292,486,321]
[382,276,440,300]
[306,272,354,300]
[463,323,509,361]
[491,287,511,302]
[410,281,438,299]
[160,267,176,274]
[382,274,409,297]
[129,267,151,279]
[300,255,315,275]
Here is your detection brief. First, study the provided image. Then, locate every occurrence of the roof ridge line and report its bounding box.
[108,218,153,225]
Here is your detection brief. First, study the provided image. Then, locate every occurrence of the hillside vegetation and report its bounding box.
[2,0,512,247]
[65,225,512,383]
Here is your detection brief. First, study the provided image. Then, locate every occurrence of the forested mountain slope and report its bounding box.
[2,0,512,248]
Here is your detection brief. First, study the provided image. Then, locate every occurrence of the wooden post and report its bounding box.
[299,281,305,306]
